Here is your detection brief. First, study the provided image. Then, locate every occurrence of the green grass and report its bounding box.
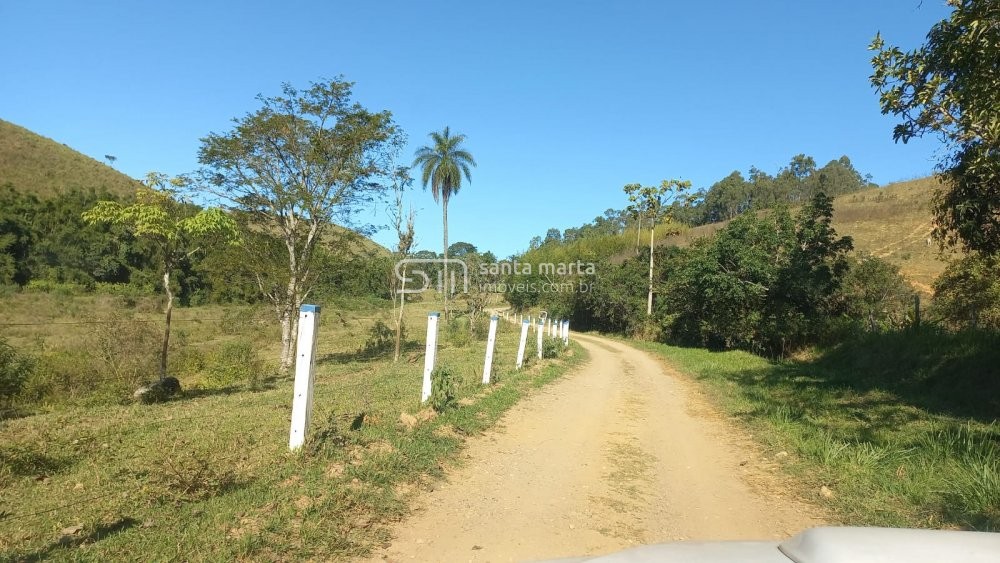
[632,328,1000,531]
[0,294,586,560]
[0,119,139,199]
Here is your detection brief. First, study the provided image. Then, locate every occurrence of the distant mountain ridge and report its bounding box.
[0,118,139,199]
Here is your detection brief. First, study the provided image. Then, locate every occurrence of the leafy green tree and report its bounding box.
[837,254,913,332]
[448,241,477,257]
[701,171,750,223]
[413,126,476,320]
[780,193,854,319]
[810,156,876,198]
[198,79,404,373]
[662,193,852,354]
[84,173,237,380]
[933,253,1000,329]
[870,0,1000,253]
[627,179,692,315]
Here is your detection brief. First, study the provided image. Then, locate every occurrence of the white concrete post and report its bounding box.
[421,312,440,403]
[515,318,530,369]
[563,320,570,345]
[289,304,321,451]
[482,315,499,384]
[537,318,544,359]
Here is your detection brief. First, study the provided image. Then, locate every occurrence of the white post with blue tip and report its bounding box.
[421,312,440,403]
[289,304,321,451]
[537,318,544,359]
[482,315,499,384]
[515,318,530,369]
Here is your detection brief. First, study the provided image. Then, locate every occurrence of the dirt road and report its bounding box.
[374,332,823,562]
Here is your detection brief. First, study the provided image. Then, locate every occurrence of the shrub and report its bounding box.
[430,366,459,412]
[205,338,264,389]
[445,318,470,348]
[542,337,562,359]
[0,337,34,410]
[92,314,161,392]
[836,254,914,332]
[358,319,396,358]
[303,411,353,458]
[932,253,1000,330]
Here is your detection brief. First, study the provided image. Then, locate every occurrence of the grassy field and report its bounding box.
[0,119,139,199]
[0,291,585,560]
[633,331,1000,532]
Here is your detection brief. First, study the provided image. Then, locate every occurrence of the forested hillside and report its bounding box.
[0,120,390,303]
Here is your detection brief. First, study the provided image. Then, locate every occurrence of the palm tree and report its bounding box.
[413,127,476,320]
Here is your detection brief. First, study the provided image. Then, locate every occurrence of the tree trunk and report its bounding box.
[647,220,655,316]
[278,275,298,375]
[635,222,642,255]
[442,194,449,321]
[160,269,173,381]
[393,273,406,363]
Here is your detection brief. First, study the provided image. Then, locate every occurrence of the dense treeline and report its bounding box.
[681,154,875,226]
[0,186,148,287]
[0,185,391,305]
[528,154,875,251]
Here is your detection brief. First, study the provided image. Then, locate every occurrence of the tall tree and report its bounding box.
[870,0,1000,253]
[389,167,415,362]
[413,126,476,319]
[197,79,404,373]
[626,180,692,315]
[83,173,237,380]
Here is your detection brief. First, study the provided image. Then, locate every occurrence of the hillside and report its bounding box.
[0,118,139,198]
[661,177,955,293]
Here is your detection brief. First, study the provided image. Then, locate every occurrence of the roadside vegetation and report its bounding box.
[635,330,1000,531]
[0,291,582,560]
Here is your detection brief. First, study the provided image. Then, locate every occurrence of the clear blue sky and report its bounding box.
[0,0,952,258]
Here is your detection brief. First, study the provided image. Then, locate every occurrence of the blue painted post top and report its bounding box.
[490,315,498,320]
[522,319,530,324]
[428,312,441,317]
[300,304,321,313]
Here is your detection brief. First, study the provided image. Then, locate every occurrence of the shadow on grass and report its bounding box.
[177,378,282,401]
[317,340,421,365]
[18,517,139,562]
[0,444,78,479]
[731,327,1000,428]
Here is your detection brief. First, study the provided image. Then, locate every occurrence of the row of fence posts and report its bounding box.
[288,305,570,450]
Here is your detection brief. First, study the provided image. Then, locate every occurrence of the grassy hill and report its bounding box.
[0,118,139,198]
[661,176,955,293]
